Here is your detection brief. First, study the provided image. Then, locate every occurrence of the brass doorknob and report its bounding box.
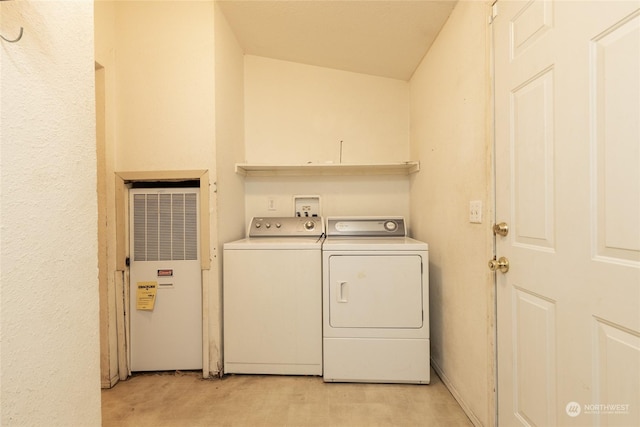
[493,222,509,236]
[489,257,509,273]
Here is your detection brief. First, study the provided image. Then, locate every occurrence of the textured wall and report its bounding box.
[0,0,101,425]
[409,1,494,426]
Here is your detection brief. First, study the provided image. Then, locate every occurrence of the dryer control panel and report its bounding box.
[326,217,406,237]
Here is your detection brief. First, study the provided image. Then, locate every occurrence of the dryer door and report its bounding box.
[328,255,424,328]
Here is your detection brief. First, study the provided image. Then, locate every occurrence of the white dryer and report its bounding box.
[223,216,323,375]
[322,217,429,384]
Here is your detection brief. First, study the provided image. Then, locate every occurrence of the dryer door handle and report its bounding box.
[337,281,348,303]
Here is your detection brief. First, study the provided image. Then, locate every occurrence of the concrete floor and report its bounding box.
[101,369,472,426]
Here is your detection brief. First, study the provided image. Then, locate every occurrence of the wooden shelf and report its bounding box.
[235,162,420,177]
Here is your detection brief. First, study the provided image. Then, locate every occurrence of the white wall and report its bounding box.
[244,55,409,164]
[243,56,411,222]
[0,0,102,425]
[213,2,246,371]
[409,1,493,426]
[244,176,410,223]
[115,1,216,172]
[214,3,246,245]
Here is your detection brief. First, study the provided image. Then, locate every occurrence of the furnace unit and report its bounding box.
[129,188,202,371]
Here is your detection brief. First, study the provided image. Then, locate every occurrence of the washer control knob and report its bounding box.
[384,220,398,232]
[304,220,315,231]
[255,222,261,228]
[275,223,281,228]
[265,223,271,229]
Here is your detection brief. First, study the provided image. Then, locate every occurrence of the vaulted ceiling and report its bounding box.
[216,1,458,81]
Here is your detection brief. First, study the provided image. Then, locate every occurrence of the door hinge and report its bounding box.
[490,1,498,23]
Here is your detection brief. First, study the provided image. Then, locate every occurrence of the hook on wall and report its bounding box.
[1,26,23,43]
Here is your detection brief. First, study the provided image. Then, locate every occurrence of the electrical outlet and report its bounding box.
[469,200,482,223]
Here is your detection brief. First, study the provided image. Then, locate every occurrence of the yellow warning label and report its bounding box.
[136,281,157,311]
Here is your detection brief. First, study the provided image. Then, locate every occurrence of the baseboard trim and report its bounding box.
[101,373,120,389]
[431,359,482,426]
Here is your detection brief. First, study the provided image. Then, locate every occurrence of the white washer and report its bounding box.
[322,217,430,384]
[223,216,323,375]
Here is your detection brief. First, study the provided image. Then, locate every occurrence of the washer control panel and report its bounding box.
[249,216,324,237]
[327,217,406,237]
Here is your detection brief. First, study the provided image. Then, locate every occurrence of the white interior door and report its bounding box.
[493,1,640,425]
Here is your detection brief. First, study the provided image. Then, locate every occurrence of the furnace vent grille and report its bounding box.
[133,192,198,261]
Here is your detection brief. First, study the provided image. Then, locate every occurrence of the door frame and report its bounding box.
[489,1,499,424]
[115,170,211,379]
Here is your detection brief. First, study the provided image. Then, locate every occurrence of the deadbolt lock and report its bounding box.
[489,256,510,273]
[493,222,509,237]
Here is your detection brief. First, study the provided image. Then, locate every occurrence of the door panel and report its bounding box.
[593,318,640,426]
[512,286,557,426]
[592,12,640,265]
[328,255,423,328]
[494,1,640,425]
[512,67,555,250]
